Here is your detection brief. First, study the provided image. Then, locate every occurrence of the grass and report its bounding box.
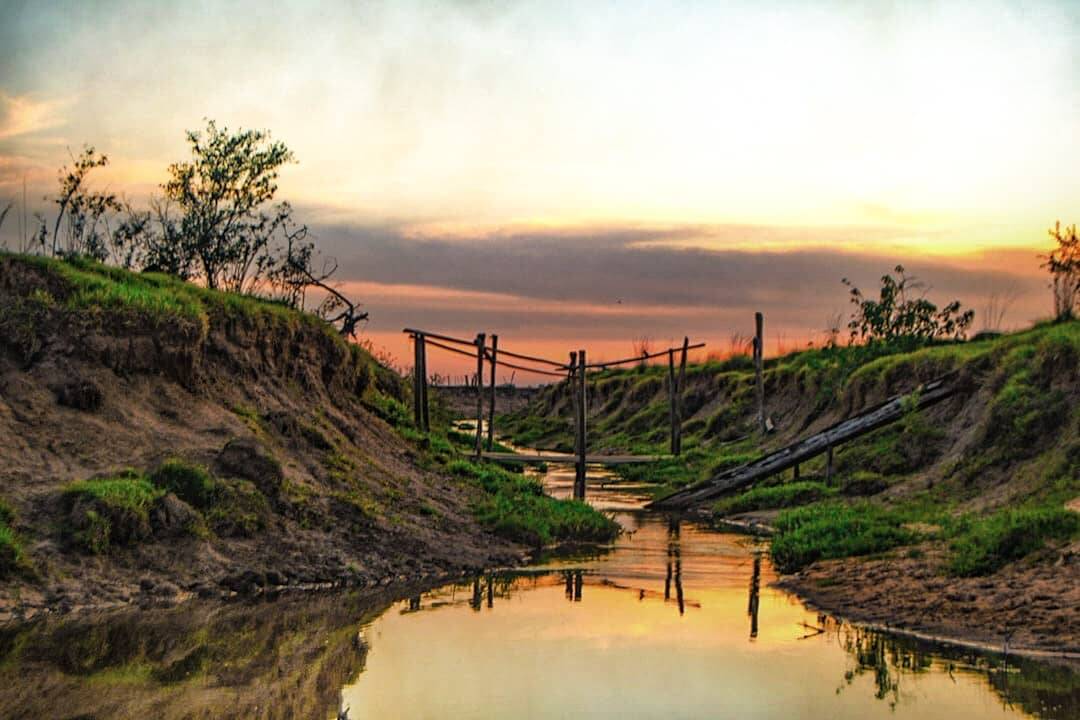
[0,252,374,374]
[149,458,217,508]
[0,498,24,576]
[448,459,617,546]
[769,502,918,573]
[714,481,836,515]
[64,473,165,553]
[948,507,1080,576]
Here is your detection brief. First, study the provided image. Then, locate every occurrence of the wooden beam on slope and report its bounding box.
[647,375,959,510]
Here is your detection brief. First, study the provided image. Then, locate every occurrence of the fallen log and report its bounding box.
[648,375,958,510]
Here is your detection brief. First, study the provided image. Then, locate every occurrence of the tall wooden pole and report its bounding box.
[575,348,587,500]
[569,350,579,472]
[676,336,689,455]
[420,334,429,432]
[474,332,485,458]
[412,334,423,428]
[754,312,765,435]
[667,349,677,455]
[487,334,499,450]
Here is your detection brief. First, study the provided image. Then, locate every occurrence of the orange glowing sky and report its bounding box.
[1,1,1078,379]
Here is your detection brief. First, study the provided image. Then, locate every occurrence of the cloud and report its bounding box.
[307,220,1052,368]
[0,93,67,140]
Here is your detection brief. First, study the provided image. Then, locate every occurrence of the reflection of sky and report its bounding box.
[342,513,1033,719]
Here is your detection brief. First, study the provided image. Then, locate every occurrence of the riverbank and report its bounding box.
[0,253,613,620]
[497,320,1080,657]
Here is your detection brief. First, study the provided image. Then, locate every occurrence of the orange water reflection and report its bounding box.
[342,504,1060,719]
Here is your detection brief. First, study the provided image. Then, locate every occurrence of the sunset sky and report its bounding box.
[2,0,1078,380]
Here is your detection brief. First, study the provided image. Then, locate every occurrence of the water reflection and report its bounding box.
[1,468,1077,718]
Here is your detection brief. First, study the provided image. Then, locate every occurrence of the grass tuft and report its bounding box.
[948,507,1080,576]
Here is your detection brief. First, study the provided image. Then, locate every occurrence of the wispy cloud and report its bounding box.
[0,92,68,141]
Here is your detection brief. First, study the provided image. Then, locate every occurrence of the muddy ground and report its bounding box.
[777,541,1080,658]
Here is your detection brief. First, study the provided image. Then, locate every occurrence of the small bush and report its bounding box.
[149,458,217,508]
[948,507,1080,576]
[770,502,917,573]
[64,473,164,553]
[714,481,836,515]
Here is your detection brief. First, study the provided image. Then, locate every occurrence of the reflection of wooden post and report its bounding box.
[419,335,429,432]
[412,334,423,428]
[474,333,485,458]
[676,336,689,455]
[667,349,677,455]
[487,334,498,451]
[755,312,765,435]
[575,349,587,500]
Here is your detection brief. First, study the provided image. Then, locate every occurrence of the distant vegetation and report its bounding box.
[0,120,365,338]
[841,265,974,347]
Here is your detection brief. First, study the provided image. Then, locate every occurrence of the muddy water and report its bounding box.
[340,463,1078,719]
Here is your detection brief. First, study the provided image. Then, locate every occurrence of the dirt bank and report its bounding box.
[777,539,1080,659]
[0,255,526,621]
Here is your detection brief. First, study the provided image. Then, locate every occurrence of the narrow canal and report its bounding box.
[339,461,1077,719]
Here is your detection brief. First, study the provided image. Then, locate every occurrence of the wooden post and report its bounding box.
[419,334,429,432]
[676,336,689,455]
[412,334,423,428]
[754,312,765,435]
[486,334,498,451]
[825,445,834,482]
[793,463,800,481]
[667,349,677,455]
[575,348,587,500]
[474,333,485,458]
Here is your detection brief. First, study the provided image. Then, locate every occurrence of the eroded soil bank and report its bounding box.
[777,543,1080,659]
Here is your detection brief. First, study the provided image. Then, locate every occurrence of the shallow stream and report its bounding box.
[338,462,1078,719]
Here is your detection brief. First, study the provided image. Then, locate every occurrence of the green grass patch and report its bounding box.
[770,501,917,573]
[948,507,1080,576]
[714,481,836,515]
[64,473,165,553]
[149,458,217,508]
[447,459,619,546]
[0,499,24,576]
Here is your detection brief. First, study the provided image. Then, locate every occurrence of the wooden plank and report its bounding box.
[487,334,498,450]
[412,334,423,427]
[474,332,485,457]
[585,342,706,370]
[480,452,671,465]
[648,376,958,509]
[575,348,587,499]
[676,336,688,455]
[667,349,677,454]
[754,312,765,435]
[419,334,429,431]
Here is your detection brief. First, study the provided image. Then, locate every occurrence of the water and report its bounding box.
[1,461,1076,718]
[339,462,1078,719]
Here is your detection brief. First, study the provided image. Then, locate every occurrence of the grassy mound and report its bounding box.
[64,473,165,553]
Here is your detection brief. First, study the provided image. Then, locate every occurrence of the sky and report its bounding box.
[1,0,1078,380]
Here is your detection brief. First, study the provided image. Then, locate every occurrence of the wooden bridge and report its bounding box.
[403,327,708,500]
[404,317,960,510]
